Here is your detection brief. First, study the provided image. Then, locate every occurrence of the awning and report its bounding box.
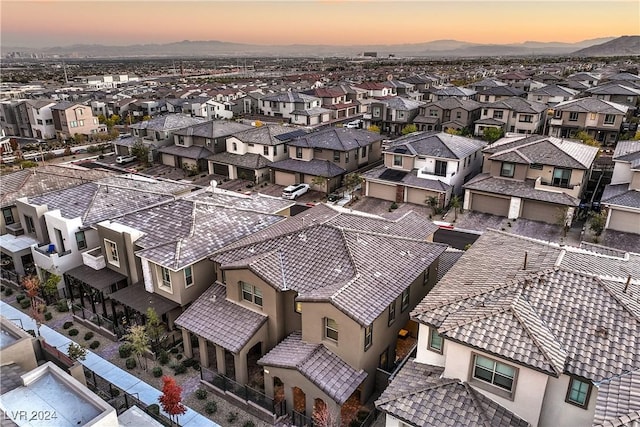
[65,265,127,293]
[110,283,179,315]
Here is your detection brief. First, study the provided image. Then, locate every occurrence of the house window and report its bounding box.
[333,151,340,162]
[345,151,350,163]
[54,228,66,253]
[492,111,503,120]
[241,282,263,307]
[566,378,592,408]
[552,168,571,188]
[296,147,303,159]
[361,146,367,158]
[554,110,562,118]
[500,162,515,178]
[104,239,119,267]
[393,155,402,167]
[263,146,269,155]
[456,111,462,119]
[388,301,396,325]
[569,112,579,121]
[325,318,338,342]
[519,115,533,123]
[429,109,438,117]
[364,325,373,350]
[472,354,517,393]
[482,109,488,116]
[160,266,172,290]
[295,301,302,314]
[232,142,238,151]
[530,163,543,170]
[2,207,14,225]
[428,327,443,353]
[75,231,87,250]
[434,160,447,177]
[423,268,430,286]
[604,114,615,124]
[373,107,381,117]
[398,111,405,119]
[184,266,193,288]
[401,288,410,312]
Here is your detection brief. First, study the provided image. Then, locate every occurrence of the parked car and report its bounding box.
[116,155,137,164]
[344,119,362,129]
[282,183,310,200]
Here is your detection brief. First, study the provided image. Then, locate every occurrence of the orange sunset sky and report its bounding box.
[1,1,639,48]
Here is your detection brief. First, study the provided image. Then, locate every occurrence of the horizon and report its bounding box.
[2,1,638,49]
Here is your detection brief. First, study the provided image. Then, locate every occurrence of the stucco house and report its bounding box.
[474,97,547,137]
[259,92,331,126]
[600,140,640,234]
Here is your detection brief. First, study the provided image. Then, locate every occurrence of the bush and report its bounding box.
[15,294,25,302]
[158,350,169,365]
[192,362,200,371]
[125,358,136,369]
[390,202,398,210]
[147,404,160,415]
[119,344,133,358]
[84,332,94,341]
[195,389,207,400]
[56,299,70,312]
[173,363,187,375]
[182,358,195,367]
[176,354,183,361]
[170,347,179,354]
[63,321,73,329]
[243,422,255,427]
[68,328,79,336]
[152,367,163,378]
[4,288,13,296]
[20,299,31,309]
[227,412,238,424]
[44,312,53,321]
[204,401,217,415]
[89,340,100,349]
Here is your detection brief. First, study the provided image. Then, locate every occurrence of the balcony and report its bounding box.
[363,113,372,120]
[5,223,24,236]
[549,118,564,126]
[82,247,106,271]
[534,177,581,198]
[32,243,72,271]
[416,168,455,184]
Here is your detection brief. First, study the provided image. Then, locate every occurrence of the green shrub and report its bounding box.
[147,404,160,415]
[176,354,183,361]
[152,367,163,377]
[63,321,73,329]
[68,328,79,336]
[4,288,13,296]
[125,358,136,369]
[192,362,200,371]
[182,358,195,367]
[158,350,169,365]
[169,347,179,354]
[195,389,207,400]
[173,363,187,375]
[205,401,217,415]
[243,422,255,427]
[56,299,70,312]
[89,340,100,349]
[119,343,133,358]
[20,299,31,309]
[15,294,25,302]
[390,202,398,210]
[44,312,53,321]
[227,412,238,424]
[84,332,94,341]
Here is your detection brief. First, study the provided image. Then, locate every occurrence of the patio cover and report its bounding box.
[65,265,127,293]
[110,283,179,315]
[0,234,38,254]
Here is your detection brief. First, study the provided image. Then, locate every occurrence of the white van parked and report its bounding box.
[282,183,310,200]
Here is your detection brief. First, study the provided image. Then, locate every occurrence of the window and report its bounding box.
[423,268,430,286]
[232,142,238,151]
[104,239,119,267]
[70,121,78,128]
[500,162,515,178]
[241,282,263,307]
[393,155,402,167]
[429,109,438,117]
[184,266,193,288]
[345,151,350,163]
[37,119,43,125]
[492,111,503,120]
[23,214,35,233]
[160,266,171,290]
[2,207,14,225]
[75,231,87,250]
[401,288,410,312]
[482,109,488,116]
[361,146,367,158]
[54,228,66,253]
[295,301,302,314]
[364,325,373,350]
[333,151,340,162]
[263,146,269,155]
[325,318,338,342]
[519,114,533,123]
[388,301,396,325]
[456,111,462,119]
[248,143,254,147]
[434,160,447,177]
[566,378,592,408]
[554,110,562,118]
[472,354,517,393]
[604,114,615,124]
[552,168,571,188]
[428,327,443,353]
[296,147,303,159]
[569,112,579,121]
[530,163,543,170]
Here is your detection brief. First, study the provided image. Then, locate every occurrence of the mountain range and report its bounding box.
[3,36,639,58]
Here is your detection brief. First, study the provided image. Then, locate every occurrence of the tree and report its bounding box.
[588,210,607,240]
[159,376,186,426]
[449,194,462,221]
[401,124,418,135]
[131,140,150,165]
[445,128,463,135]
[145,307,164,354]
[575,130,600,148]
[482,127,504,143]
[42,273,60,303]
[124,325,150,370]
[67,342,87,362]
[367,125,380,134]
[72,133,87,145]
[22,275,44,335]
[425,195,440,217]
[343,172,362,198]
[554,206,570,238]
[310,175,327,193]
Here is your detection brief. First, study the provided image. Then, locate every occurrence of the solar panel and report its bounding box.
[379,169,408,182]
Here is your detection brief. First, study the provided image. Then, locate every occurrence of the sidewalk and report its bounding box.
[0,301,218,427]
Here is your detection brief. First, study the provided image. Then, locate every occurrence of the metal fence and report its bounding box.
[291,409,315,427]
[71,303,121,337]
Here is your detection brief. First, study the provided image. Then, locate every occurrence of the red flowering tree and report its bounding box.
[158,376,186,425]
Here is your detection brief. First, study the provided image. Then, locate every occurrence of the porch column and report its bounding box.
[198,336,209,368]
[215,345,226,375]
[182,329,192,358]
[234,351,248,385]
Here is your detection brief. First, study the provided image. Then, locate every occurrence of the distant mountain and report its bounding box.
[1,37,628,58]
[571,35,640,56]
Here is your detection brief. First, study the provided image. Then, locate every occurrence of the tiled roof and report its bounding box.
[208,151,271,169]
[231,125,298,146]
[425,97,482,111]
[268,158,346,178]
[376,96,425,111]
[612,140,640,163]
[429,87,477,97]
[258,332,367,404]
[375,359,530,427]
[482,97,547,114]
[325,210,439,239]
[601,185,640,209]
[174,284,267,353]
[478,86,526,97]
[157,144,213,159]
[362,165,452,193]
[528,84,579,97]
[173,120,252,138]
[384,131,486,160]
[129,113,207,131]
[183,189,294,214]
[587,83,640,96]
[464,174,580,206]
[594,368,640,427]
[553,98,629,115]
[261,92,321,103]
[288,128,382,151]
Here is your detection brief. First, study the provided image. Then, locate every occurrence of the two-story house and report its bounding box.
[302,87,360,120]
[526,85,579,107]
[584,83,640,110]
[377,229,640,427]
[383,80,423,101]
[259,92,331,126]
[25,100,57,140]
[600,140,640,234]
[354,82,396,98]
[474,97,547,137]
[158,120,252,173]
[269,127,383,192]
[464,135,599,224]
[50,101,104,141]
[362,132,486,207]
[365,97,425,135]
[468,78,507,93]
[476,86,526,103]
[175,204,444,423]
[208,124,303,183]
[547,98,628,145]
[414,98,482,133]
[423,86,477,103]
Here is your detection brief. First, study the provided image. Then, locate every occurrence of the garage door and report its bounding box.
[275,171,296,186]
[367,182,397,202]
[520,200,561,224]
[162,153,176,167]
[608,209,640,234]
[212,163,229,176]
[471,193,510,217]
[407,187,440,206]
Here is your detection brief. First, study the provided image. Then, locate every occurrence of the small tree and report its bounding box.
[554,206,570,238]
[42,273,61,303]
[588,210,607,239]
[450,194,462,221]
[131,140,150,165]
[124,325,150,370]
[575,130,600,148]
[367,125,380,134]
[483,127,504,143]
[312,400,340,427]
[72,133,87,145]
[311,175,327,193]
[67,342,87,362]
[343,172,362,199]
[426,195,439,217]
[145,307,164,354]
[159,376,187,426]
[22,275,44,334]
[401,124,418,135]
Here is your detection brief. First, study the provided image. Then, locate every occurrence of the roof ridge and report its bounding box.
[463,383,495,427]
[439,298,514,334]
[375,378,458,406]
[81,183,102,224]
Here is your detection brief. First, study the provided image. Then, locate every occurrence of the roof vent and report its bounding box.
[595,326,608,338]
[298,233,307,242]
[209,295,217,303]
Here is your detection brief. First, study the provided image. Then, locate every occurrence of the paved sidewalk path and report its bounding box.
[1,301,218,427]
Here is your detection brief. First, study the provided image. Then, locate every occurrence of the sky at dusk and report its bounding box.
[2,1,638,48]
